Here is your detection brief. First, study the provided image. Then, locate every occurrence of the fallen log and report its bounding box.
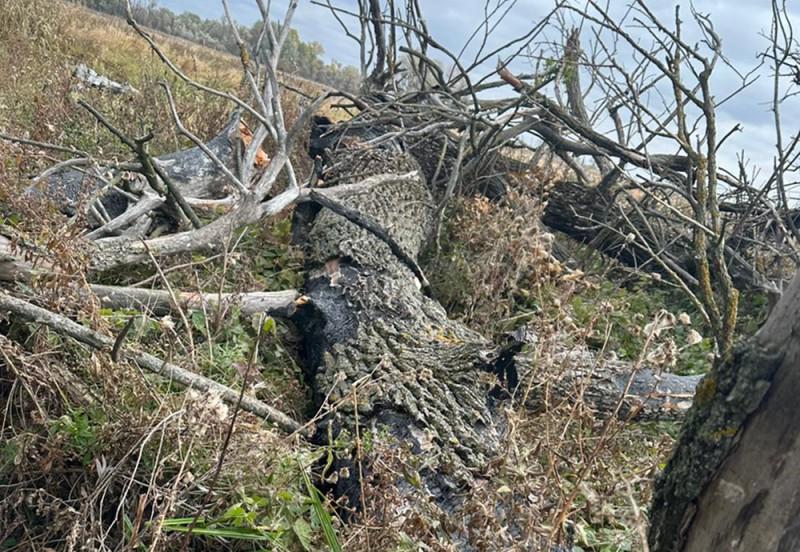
[542,181,696,282]
[524,348,701,421]
[25,111,243,232]
[0,235,37,282]
[90,284,300,318]
[288,139,702,519]
[541,180,780,294]
[73,63,138,95]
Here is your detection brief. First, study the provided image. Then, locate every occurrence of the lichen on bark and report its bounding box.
[648,332,785,550]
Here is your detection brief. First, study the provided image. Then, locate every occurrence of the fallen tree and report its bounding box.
[541,180,696,282]
[1,116,701,517]
[540,180,778,296]
[491,4,800,359]
[24,110,244,233]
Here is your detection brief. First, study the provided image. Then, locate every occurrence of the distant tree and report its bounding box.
[71,0,359,91]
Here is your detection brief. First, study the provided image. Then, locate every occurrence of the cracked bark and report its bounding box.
[292,147,499,508]
[289,144,701,520]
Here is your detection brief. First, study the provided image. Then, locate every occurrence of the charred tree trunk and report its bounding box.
[289,142,702,524]
[291,147,502,512]
[649,270,800,551]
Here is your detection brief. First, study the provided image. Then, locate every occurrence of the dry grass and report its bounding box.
[425,183,562,335]
[0,0,337,172]
[0,2,336,550]
[412,165,700,551]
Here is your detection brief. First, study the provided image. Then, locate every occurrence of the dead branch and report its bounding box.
[0,290,304,434]
[90,285,300,318]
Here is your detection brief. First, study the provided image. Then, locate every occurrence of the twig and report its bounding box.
[111,316,136,361]
[77,99,202,229]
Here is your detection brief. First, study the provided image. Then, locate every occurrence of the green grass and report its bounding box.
[158,460,343,551]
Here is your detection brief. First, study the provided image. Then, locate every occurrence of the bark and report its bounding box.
[529,349,701,422]
[310,115,514,201]
[0,235,37,282]
[649,269,800,551]
[288,142,701,520]
[542,181,695,282]
[291,147,499,508]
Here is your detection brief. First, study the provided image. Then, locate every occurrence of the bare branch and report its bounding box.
[0,290,304,434]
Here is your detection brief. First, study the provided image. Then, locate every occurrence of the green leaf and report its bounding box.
[159,517,283,545]
[163,524,272,541]
[262,316,276,336]
[221,504,246,523]
[190,310,206,332]
[293,518,313,551]
[300,464,342,552]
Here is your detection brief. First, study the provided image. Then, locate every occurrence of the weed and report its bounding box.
[158,460,343,551]
[49,407,106,465]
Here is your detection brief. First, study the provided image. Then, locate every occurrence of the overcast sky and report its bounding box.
[157,0,800,187]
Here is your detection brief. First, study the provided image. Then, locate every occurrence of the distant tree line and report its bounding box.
[72,0,360,91]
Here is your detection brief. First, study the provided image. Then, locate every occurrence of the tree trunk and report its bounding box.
[289,144,702,522]
[291,147,501,510]
[542,180,776,294]
[649,270,800,551]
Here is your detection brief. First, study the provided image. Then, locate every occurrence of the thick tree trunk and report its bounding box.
[291,147,501,510]
[649,270,800,551]
[290,144,701,522]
